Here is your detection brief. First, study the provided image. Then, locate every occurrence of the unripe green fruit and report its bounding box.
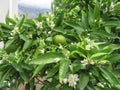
[53,35,66,45]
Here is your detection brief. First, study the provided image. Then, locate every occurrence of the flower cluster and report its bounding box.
[40,49,45,54]
[27,33,33,39]
[36,21,43,29]
[85,38,93,50]
[85,44,91,50]
[46,13,55,29]
[11,27,20,36]
[62,74,79,89]
[81,58,95,66]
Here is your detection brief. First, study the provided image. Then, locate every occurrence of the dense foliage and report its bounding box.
[0,0,120,90]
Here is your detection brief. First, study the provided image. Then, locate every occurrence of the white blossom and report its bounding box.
[63,78,68,84]
[68,74,79,88]
[90,61,95,65]
[94,19,97,22]
[99,60,108,64]
[111,2,114,9]
[81,59,95,65]
[58,45,63,49]
[0,41,4,48]
[48,12,54,17]
[8,82,11,87]
[81,59,89,65]
[50,21,55,29]
[40,49,45,54]
[48,31,52,34]
[54,58,60,63]
[0,60,3,64]
[85,44,91,50]
[11,27,20,35]
[56,7,59,10]
[97,82,104,88]
[46,18,50,22]
[36,22,43,29]
[89,72,92,76]
[64,51,70,58]
[28,33,32,39]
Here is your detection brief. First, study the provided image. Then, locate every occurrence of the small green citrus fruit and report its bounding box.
[53,35,66,45]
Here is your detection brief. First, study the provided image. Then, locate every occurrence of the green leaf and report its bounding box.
[91,30,119,39]
[5,39,15,49]
[0,23,12,30]
[19,34,29,41]
[64,21,84,34]
[86,86,94,90]
[112,84,120,90]
[0,29,4,38]
[78,73,89,90]
[0,63,9,71]
[59,59,70,83]
[39,39,45,48]
[104,21,120,27]
[71,62,85,73]
[5,15,16,25]
[94,86,113,90]
[32,65,44,77]
[111,44,120,51]
[0,67,13,86]
[23,39,32,50]
[81,10,89,29]
[19,71,29,82]
[93,4,100,20]
[12,63,24,72]
[61,85,72,90]
[46,63,59,78]
[54,27,67,34]
[21,63,33,70]
[29,52,64,64]
[88,5,94,26]
[17,15,26,29]
[99,67,120,85]
[19,34,32,50]
[90,53,107,59]
[55,11,64,26]
[25,19,35,26]
[106,54,120,63]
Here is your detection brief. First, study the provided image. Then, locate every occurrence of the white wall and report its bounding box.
[0,0,9,22]
[9,0,18,18]
[0,0,18,22]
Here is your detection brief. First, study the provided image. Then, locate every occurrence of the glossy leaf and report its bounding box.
[32,65,44,77]
[5,16,16,25]
[90,53,107,59]
[12,63,24,72]
[59,59,70,83]
[5,39,15,49]
[0,67,13,86]
[17,15,26,29]
[78,73,89,90]
[106,54,120,63]
[93,4,100,20]
[46,63,59,78]
[23,39,32,51]
[64,21,84,34]
[0,23,12,30]
[29,52,64,64]
[91,30,119,39]
[99,67,120,85]
[19,71,29,82]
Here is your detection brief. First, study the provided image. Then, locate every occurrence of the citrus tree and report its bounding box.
[0,0,120,90]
